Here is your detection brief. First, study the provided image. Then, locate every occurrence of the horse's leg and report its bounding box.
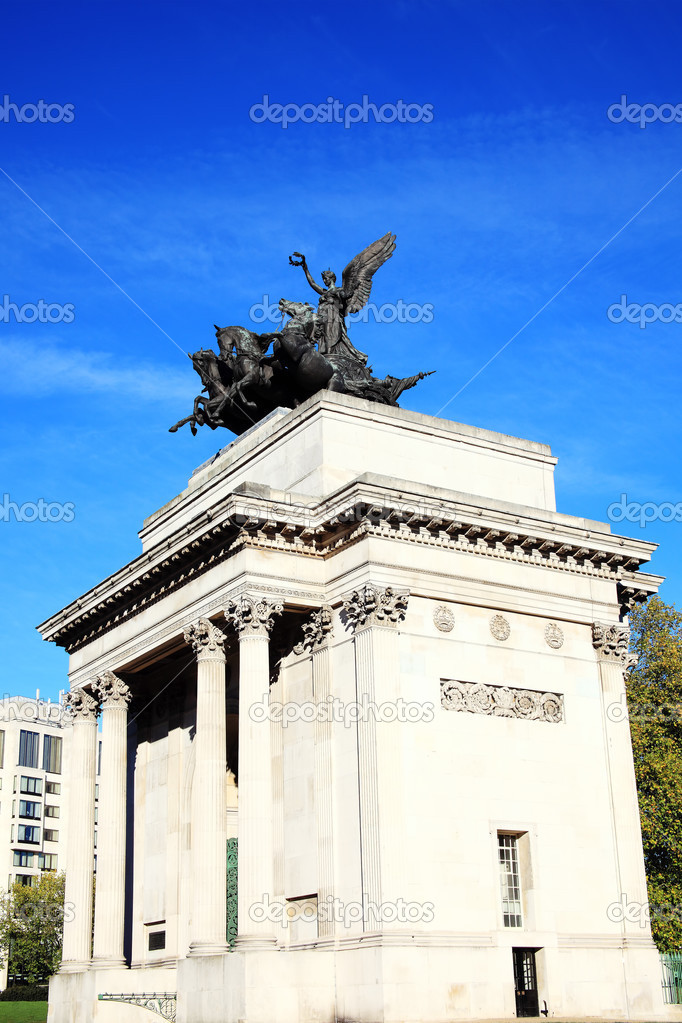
[235,367,259,410]
[168,414,196,433]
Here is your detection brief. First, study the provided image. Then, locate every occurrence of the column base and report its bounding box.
[187,940,230,957]
[90,956,127,969]
[58,960,91,974]
[234,934,278,950]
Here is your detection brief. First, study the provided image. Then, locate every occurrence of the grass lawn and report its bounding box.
[0,1003,48,1022]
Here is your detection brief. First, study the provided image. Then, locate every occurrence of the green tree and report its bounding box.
[0,872,67,981]
[627,596,682,951]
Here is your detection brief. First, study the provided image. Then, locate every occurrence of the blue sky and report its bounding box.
[1,0,681,699]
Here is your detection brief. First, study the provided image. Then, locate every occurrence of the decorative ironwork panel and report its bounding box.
[98,994,177,1022]
[226,836,238,947]
[661,952,682,1004]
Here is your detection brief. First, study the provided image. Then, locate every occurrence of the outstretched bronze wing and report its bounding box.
[341,232,396,314]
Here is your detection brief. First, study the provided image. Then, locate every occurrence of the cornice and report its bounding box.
[36,480,660,654]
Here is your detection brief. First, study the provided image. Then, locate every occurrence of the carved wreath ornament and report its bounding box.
[440,680,564,723]
[489,614,511,641]
[433,605,455,632]
[544,622,564,649]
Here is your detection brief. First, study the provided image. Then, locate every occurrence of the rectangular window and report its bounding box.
[19,801,40,820]
[97,740,102,776]
[0,729,5,769]
[45,781,61,795]
[37,853,57,871]
[17,731,39,769]
[20,776,42,796]
[44,805,60,819]
[42,735,62,775]
[17,825,40,845]
[16,874,35,887]
[13,852,33,867]
[148,930,166,951]
[44,829,59,843]
[498,833,523,927]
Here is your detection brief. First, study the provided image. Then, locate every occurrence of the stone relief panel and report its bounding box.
[440,679,564,723]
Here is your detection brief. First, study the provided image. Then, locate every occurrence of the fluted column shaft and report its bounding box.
[313,639,335,937]
[344,585,409,932]
[92,671,130,967]
[297,605,336,938]
[185,619,229,956]
[594,622,652,939]
[60,688,98,971]
[225,594,282,948]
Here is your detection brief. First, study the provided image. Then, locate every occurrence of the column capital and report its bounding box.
[64,686,99,721]
[184,617,227,659]
[224,594,283,638]
[592,621,637,669]
[94,670,131,709]
[343,584,409,632]
[295,605,334,654]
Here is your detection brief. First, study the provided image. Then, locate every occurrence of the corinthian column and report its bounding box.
[92,670,131,968]
[344,585,409,932]
[297,606,336,937]
[593,621,652,940]
[224,594,282,948]
[184,618,229,956]
[60,687,99,971]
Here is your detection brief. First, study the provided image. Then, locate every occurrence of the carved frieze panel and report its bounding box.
[440,679,564,723]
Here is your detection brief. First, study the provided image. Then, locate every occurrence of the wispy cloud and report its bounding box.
[0,338,191,402]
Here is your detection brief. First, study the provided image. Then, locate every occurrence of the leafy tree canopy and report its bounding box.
[627,596,682,951]
[0,872,66,981]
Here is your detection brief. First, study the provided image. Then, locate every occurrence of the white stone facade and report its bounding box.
[37,392,681,1022]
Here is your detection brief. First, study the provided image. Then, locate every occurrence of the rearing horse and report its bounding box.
[213,324,279,411]
[275,300,345,395]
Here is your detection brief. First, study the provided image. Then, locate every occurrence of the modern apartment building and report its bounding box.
[0,693,88,988]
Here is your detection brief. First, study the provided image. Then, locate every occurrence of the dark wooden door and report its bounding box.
[513,948,539,1017]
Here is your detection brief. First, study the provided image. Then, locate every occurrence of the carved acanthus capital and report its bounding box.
[592,621,632,665]
[94,670,131,709]
[294,605,334,654]
[184,618,227,659]
[64,686,99,722]
[343,584,409,631]
[224,594,283,637]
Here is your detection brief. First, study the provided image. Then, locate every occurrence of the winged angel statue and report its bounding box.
[170,233,433,437]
